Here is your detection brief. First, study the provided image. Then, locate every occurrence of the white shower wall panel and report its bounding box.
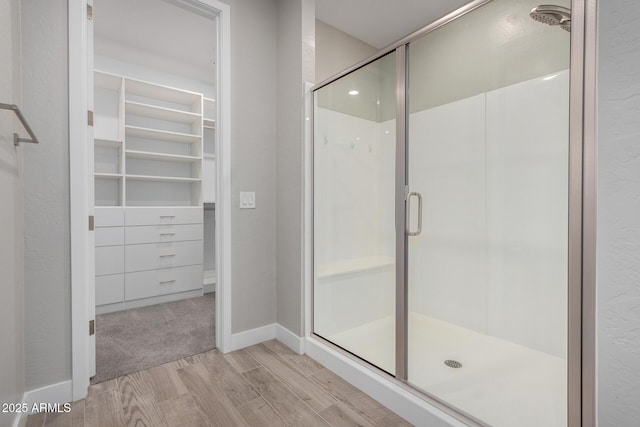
[315,70,568,359]
[315,262,395,338]
[314,108,395,268]
[408,71,569,357]
[485,70,569,358]
[407,94,488,334]
[314,107,396,349]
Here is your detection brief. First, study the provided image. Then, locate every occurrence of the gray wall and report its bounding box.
[315,19,377,83]
[223,0,279,333]
[275,0,315,336]
[0,0,24,425]
[597,0,640,424]
[21,0,72,390]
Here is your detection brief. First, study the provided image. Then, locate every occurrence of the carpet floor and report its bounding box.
[92,293,215,384]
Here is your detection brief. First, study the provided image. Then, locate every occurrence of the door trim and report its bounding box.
[69,0,91,401]
[68,0,232,400]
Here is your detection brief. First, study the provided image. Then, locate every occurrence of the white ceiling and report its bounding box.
[316,0,472,48]
[93,0,472,81]
[94,0,216,82]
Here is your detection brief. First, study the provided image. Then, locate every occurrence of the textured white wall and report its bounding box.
[597,1,640,424]
[21,0,72,390]
[0,0,24,425]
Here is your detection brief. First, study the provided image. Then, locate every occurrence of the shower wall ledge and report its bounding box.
[316,255,394,279]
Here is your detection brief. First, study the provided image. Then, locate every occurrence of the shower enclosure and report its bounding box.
[312,0,584,425]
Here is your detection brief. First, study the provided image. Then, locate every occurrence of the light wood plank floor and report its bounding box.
[25,340,412,426]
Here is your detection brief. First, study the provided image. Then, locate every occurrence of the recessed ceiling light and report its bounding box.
[348,90,359,95]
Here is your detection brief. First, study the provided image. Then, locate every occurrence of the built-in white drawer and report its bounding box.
[95,227,125,247]
[95,207,125,227]
[125,240,203,273]
[96,274,124,306]
[125,224,203,245]
[125,265,203,301]
[125,207,203,226]
[96,246,125,276]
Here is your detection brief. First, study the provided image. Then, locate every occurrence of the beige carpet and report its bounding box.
[92,293,215,384]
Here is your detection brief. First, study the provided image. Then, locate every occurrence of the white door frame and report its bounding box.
[68,0,232,400]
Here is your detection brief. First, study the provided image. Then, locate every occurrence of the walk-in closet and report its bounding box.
[91,0,219,382]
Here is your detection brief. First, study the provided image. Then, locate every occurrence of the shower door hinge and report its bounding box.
[87,110,94,126]
[89,320,95,336]
[87,4,93,21]
[89,215,94,231]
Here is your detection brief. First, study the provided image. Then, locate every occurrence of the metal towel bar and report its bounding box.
[0,102,39,146]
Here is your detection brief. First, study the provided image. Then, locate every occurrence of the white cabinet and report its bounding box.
[125,224,203,245]
[125,207,202,226]
[95,227,125,247]
[95,208,125,309]
[93,73,211,313]
[96,275,125,306]
[125,241,204,273]
[95,246,125,276]
[125,265,203,301]
[94,207,205,312]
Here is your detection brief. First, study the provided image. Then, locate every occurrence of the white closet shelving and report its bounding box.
[93,70,212,314]
[202,97,216,204]
[202,97,216,292]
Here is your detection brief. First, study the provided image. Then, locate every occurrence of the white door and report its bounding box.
[87,0,96,378]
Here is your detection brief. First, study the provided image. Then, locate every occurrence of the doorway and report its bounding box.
[90,0,218,383]
[68,0,232,399]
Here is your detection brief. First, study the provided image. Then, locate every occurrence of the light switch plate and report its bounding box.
[240,192,256,209]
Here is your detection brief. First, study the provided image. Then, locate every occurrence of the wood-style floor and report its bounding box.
[25,340,412,426]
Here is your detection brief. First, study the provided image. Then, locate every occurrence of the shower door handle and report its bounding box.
[406,192,423,237]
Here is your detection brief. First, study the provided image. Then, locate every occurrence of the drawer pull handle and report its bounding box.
[160,254,176,257]
[160,279,176,284]
[160,215,176,218]
[160,232,176,236]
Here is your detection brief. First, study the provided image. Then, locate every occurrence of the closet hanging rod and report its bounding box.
[0,102,39,146]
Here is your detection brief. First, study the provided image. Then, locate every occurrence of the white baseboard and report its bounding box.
[11,408,27,427]
[275,324,304,355]
[229,323,305,356]
[230,323,276,351]
[13,380,73,423]
[305,337,468,427]
[203,283,216,294]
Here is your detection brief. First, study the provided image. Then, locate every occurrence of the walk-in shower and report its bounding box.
[312,0,576,426]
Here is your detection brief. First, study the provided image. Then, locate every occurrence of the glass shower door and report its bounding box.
[313,52,397,374]
[405,0,570,425]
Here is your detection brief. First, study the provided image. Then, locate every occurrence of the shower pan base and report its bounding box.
[326,313,566,427]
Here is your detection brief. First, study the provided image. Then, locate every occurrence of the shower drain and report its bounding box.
[444,359,463,369]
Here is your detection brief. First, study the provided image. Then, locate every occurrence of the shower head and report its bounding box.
[530,5,571,32]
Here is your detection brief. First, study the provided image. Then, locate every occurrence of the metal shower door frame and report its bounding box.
[310,0,597,425]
